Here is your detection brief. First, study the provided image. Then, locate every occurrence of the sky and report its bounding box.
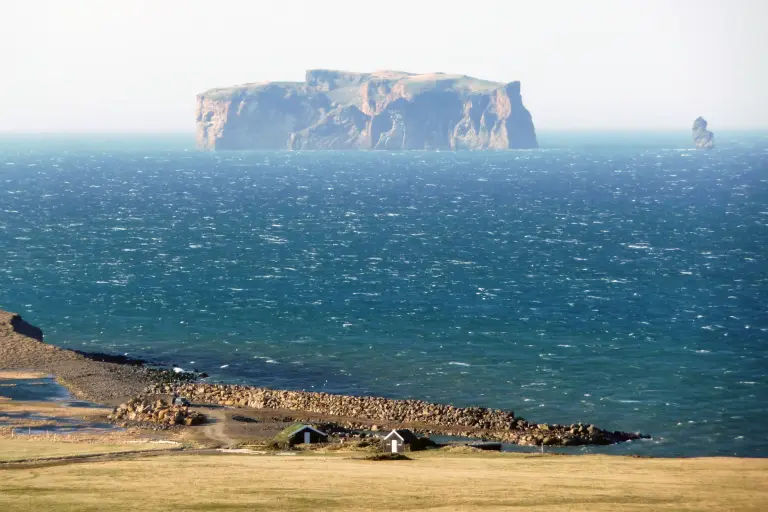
[3,0,767,132]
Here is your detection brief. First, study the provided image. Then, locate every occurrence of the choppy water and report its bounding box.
[1,134,767,456]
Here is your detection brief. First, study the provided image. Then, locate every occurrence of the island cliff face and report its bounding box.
[196,70,538,150]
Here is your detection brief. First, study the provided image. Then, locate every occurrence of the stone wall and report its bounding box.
[157,383,516,430]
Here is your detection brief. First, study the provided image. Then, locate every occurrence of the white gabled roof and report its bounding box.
[383,429,405,441]
[383,429,418,443]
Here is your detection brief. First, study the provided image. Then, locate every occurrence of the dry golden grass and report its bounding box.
[0,438,173,462]
[1,450,766,511]
[0,427,182,445]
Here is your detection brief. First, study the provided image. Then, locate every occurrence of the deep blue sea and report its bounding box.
[1,132,766,456]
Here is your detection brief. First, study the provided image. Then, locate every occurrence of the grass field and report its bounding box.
[0,438,173,462]
[1,447,766,511]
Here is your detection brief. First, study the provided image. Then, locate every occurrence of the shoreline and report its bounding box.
[1,309,644,448]
[3,370,766,510]
[0,310,178,405]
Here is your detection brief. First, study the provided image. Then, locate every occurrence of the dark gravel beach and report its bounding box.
[1,310,153,404]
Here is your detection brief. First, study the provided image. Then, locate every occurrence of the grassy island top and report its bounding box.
[199,69,509,102]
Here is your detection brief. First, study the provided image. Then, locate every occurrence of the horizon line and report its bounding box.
[2,128,768,136]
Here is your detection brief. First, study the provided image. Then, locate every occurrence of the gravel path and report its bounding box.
[200,408,238,447]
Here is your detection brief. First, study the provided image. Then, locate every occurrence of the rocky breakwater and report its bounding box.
[109,397,206,428]
[488,421,642,447]
[160,383,515,430]
[154,383,645,446]
[196,69,537,150]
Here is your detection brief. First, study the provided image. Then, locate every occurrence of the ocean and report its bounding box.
[1,132,766,456]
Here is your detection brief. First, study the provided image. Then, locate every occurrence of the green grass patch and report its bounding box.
[363,453,411,461]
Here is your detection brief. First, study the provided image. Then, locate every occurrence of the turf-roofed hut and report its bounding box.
[383,429,421,453]
[275,423,329,446]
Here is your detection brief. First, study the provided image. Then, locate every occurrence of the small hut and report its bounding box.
[276,423,329,446]
[383,429,420,453]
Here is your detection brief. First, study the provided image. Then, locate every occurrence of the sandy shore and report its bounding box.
[0,370,49,379]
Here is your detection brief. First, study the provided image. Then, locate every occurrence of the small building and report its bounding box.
[276,423,329,446]
[383,429,420,453]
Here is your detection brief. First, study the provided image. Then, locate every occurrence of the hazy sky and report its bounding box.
[4,0,767,132]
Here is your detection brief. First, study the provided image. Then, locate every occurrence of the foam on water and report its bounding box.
[0,136,767,456]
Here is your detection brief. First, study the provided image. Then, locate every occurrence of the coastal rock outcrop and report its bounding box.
[108,397,206,427]
[692,117,715,149]
[1,311,43,341]
[196,70,537,150]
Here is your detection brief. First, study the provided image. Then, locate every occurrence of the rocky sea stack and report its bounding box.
[692,116,715,149]
[196,70,537,151]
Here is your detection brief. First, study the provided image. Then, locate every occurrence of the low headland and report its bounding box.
[3,309,768,511]
[1,309,642,448]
